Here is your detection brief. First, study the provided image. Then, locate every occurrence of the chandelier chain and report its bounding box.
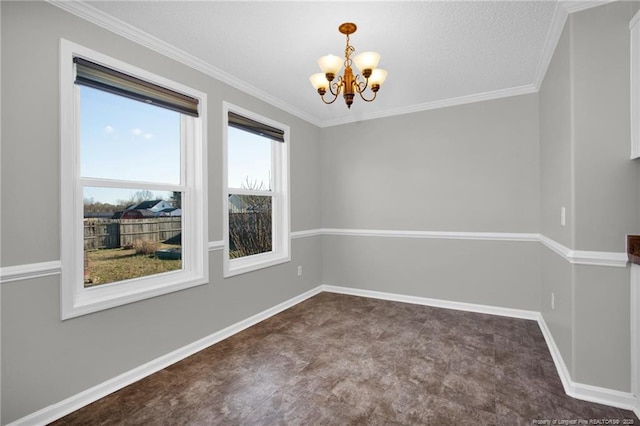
[344,34,355,67]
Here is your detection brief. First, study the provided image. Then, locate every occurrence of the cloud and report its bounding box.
[104,125,115,133]
[131,128,143,136]
[144,133,153,140]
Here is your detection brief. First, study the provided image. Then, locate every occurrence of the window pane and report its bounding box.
[228,194,272,258]
[227,127,272,190]
[80,86,181,185]
[83,187,182,287]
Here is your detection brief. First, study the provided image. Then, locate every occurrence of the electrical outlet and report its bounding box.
[551,292,555,310]
[297,266,303,276]
[560,207,566,227]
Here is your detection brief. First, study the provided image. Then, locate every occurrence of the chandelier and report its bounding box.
[309,22,387,109]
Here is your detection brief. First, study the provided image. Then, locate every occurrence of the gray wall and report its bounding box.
[323,236,541,310]
[321,95,542,311]
[570,2,636,391]
[0,2,322,423]
[4,0,640,423]
[539,21,573,249]
[539,1,639,392]
[321,95,540,233]
[539,14,575,381]
[572,3,637,253]
[321,0,639,394]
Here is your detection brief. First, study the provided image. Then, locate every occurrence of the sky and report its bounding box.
[81,86,272,206]
[227,126,271,191]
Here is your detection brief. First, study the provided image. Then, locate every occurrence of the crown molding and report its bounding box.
[43,0,625,129]
[561,0,618,15]
[632,8,640,30]
[47,0,322,127]
[532,1,569,90]
[324,1,608,126]
[532,0,620,91]
[320,85,538,127]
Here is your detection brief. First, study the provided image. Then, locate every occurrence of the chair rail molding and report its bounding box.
[1,231,628,285]
[0,261,62,284]
[321,228,540,241]
[539,234,628,267]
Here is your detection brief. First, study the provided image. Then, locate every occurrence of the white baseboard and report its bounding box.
[9,284,637,424]
[536,312,574,394]
[7,286,323,426]
[537,313,637,411]
[322,284,638,412]
[321,284,540,320]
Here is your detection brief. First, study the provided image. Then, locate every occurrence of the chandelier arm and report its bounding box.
[357,89,378,103]
[353,75,369,94]
[321,90,340,105]
[328,77,343,97]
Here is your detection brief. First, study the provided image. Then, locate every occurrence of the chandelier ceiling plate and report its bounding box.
[338,22,357,35]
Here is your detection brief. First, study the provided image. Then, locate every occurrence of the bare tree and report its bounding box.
[83,197,127,215]
[170,191,182,209]
[130,190,154,204]
[228,177,272,258]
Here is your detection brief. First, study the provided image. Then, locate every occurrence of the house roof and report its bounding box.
[132,200,164,210]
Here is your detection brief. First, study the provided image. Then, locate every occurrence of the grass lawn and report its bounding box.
[85,243,181,287]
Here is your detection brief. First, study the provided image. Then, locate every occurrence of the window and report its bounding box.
[60,40,207,319]
[223,103,290,276]
[632,9,640,159]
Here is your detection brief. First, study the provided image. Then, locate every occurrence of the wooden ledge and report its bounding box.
[628,235,640,265]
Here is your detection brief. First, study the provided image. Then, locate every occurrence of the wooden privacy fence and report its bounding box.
[84,218,182,250]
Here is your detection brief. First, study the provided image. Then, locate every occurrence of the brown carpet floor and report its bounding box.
[52,292,639,425]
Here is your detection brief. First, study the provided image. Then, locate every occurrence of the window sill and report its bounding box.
[224,252,291,278]
[62,270,208,320]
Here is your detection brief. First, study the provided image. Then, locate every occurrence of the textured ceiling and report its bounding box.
[55,1,581,127]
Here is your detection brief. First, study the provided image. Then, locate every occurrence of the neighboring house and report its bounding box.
[228,194,268,213]
[111,200,176,219]
[158,208,182,217]
[228,194,245,213]
[130,200,174,213]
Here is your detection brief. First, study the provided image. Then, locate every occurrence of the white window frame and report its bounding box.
[60,39,208,320]
[631,9,640,159]
[223,102,290,277]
